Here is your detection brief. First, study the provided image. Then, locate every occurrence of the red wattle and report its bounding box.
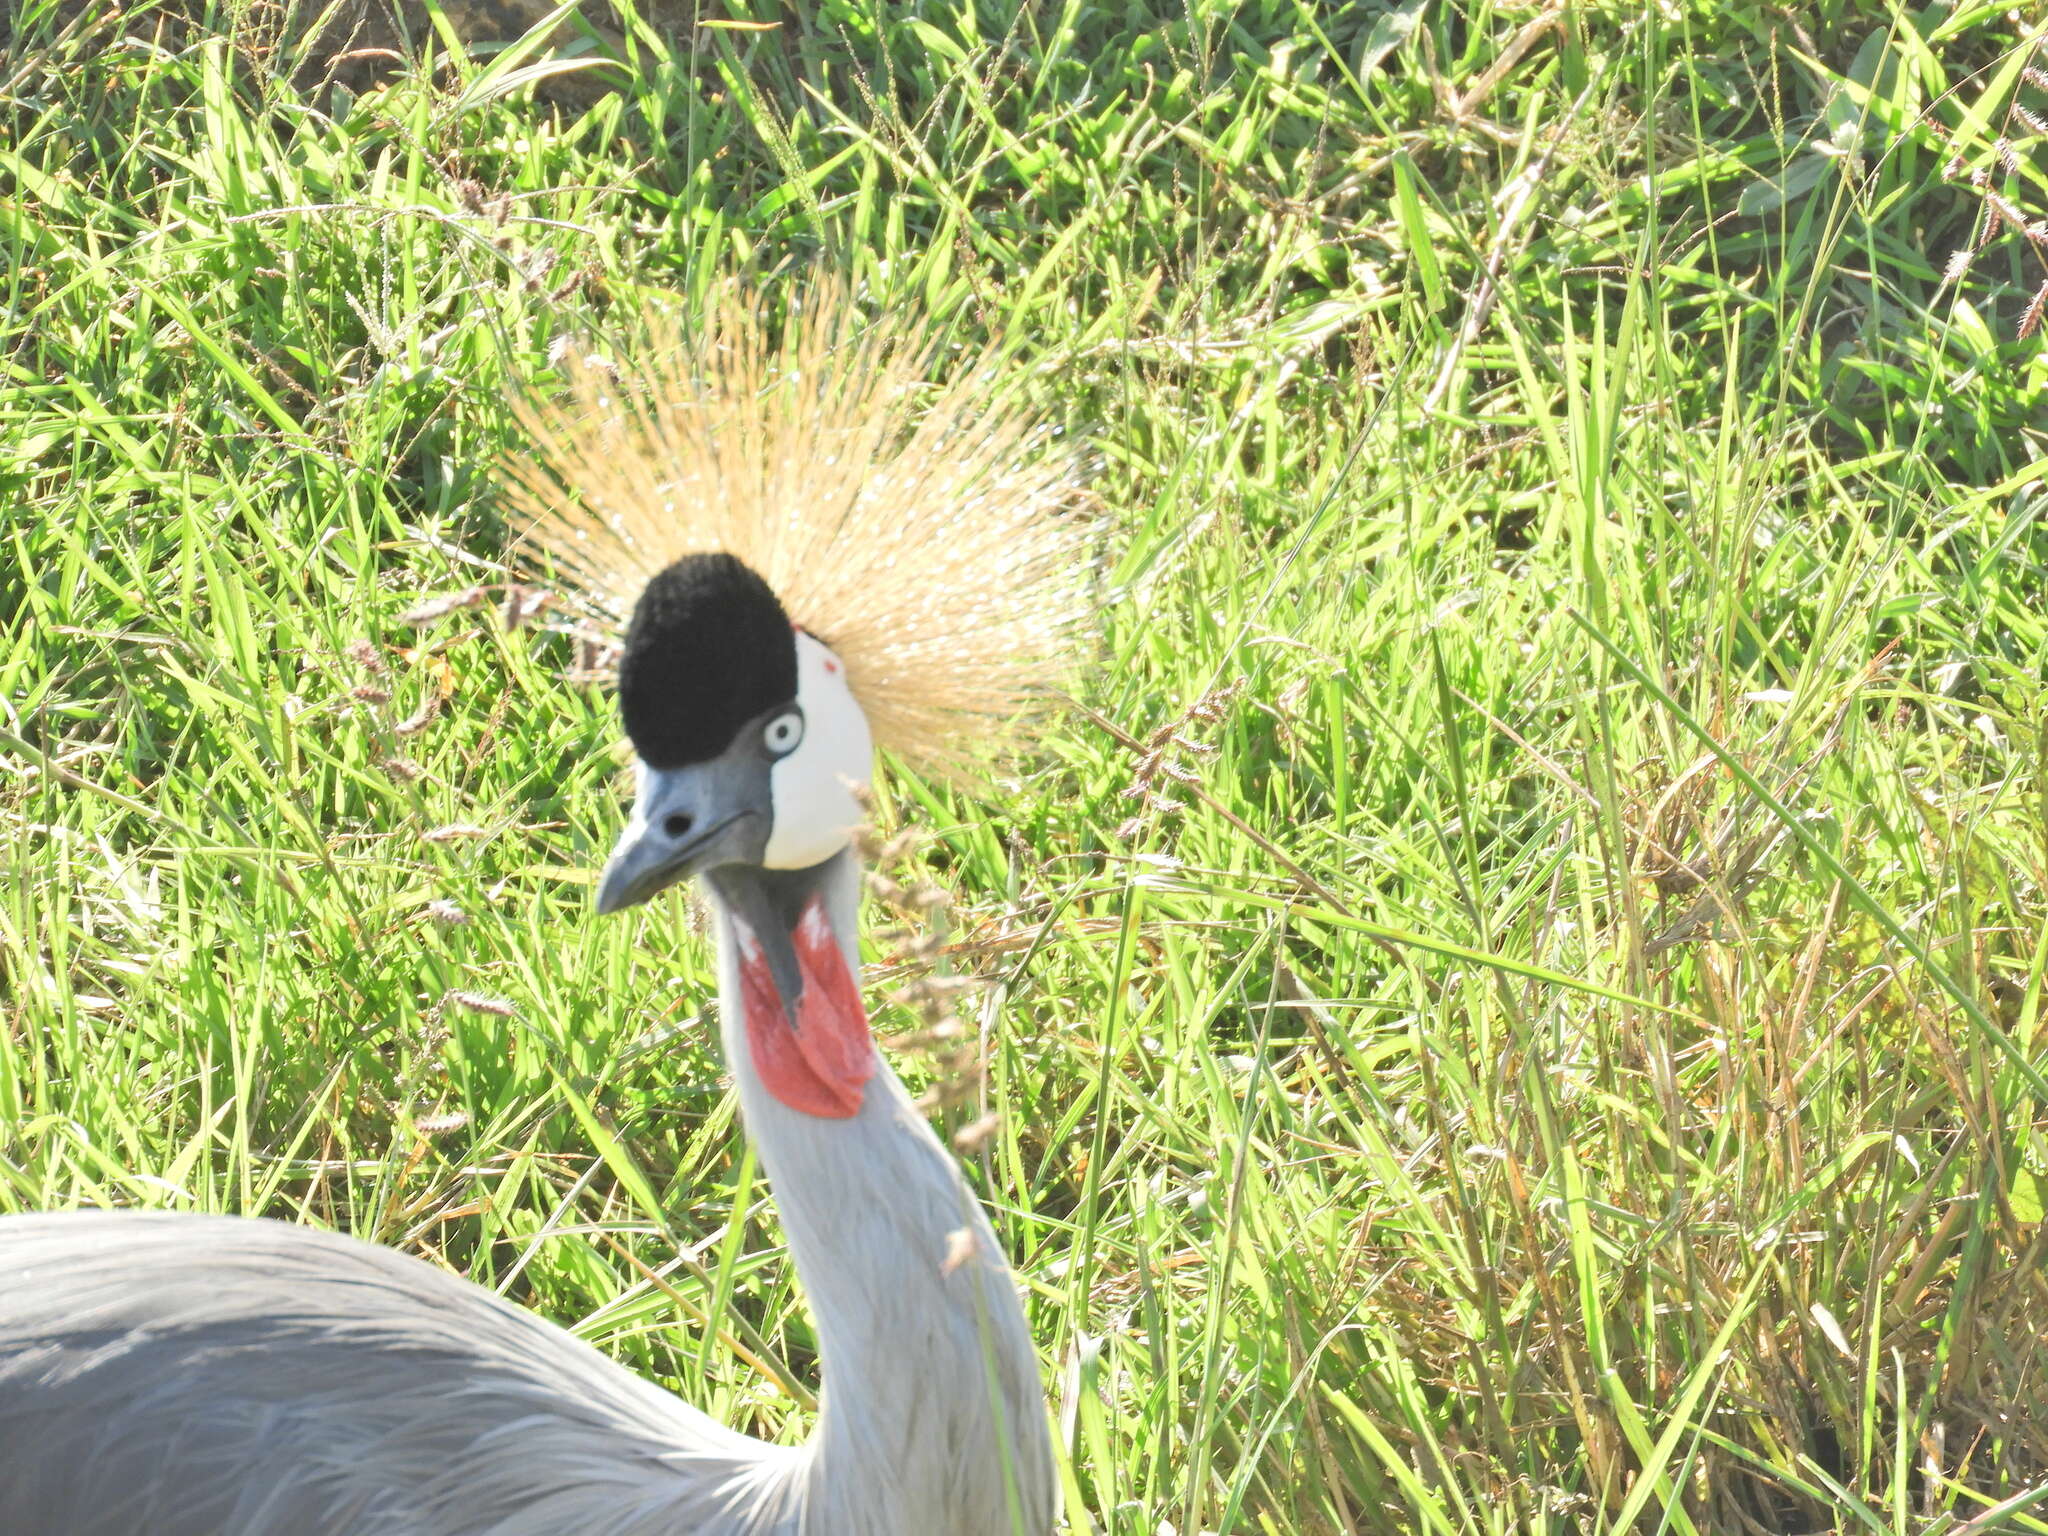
[734,897,873,1118]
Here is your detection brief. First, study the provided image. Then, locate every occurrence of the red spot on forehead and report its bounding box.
[794,623,840,671]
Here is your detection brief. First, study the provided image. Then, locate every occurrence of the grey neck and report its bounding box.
[702,852,1055,1534]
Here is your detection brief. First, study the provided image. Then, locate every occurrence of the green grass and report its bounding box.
[6,0,2048,1530]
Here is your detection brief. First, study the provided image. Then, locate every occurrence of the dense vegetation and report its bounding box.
[5,1,2047,1530]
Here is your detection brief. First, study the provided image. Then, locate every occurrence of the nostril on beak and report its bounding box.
[663,812,695,840]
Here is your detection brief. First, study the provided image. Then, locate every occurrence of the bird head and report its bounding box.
[506,280,1088,918]
[594,552,873,913]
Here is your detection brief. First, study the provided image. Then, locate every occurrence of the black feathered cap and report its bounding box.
[617,553,798,767]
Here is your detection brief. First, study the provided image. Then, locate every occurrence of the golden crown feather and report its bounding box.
[503,282,1091,780]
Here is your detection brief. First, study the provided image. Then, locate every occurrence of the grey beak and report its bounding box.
[595,755,774,914]
[594,821,701,915]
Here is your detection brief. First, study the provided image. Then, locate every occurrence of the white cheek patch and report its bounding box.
[763,631,874,869]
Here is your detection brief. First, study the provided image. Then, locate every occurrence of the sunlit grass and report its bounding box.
[4,1,2047,1531]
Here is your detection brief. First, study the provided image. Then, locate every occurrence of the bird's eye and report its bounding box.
[763,709,804,755]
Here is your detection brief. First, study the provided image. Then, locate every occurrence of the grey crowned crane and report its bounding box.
[0,286,1086,1535]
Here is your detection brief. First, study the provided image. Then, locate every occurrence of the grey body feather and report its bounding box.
[0,1210,778,1536]
[0,857,1053,1535]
